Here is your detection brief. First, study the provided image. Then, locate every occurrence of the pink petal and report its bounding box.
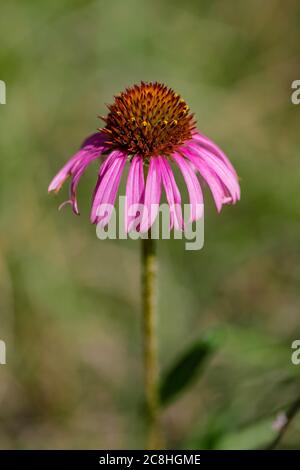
[192,131,237,176]
[183,148,232,212]
[187,142,240,202]
[48,132,108,194]
[157,156,183,230]
[91,150,127,226]
[139,158,162,233]
[173,153,203,222]
[69,160,92,215]
[125,156,145,233]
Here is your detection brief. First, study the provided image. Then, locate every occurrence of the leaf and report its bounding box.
[217,417,276,450]
[160,335,217,406]
[183,407,280,450]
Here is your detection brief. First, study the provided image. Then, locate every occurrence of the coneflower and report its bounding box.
[48,82,240,449]
[49,82,240,230]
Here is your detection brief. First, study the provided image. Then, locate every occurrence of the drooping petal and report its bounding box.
[48,132,108,194]
[69,158,97,215]
[187,142,240,202]
[157,156,183,230]
[90,150,122,220]
[48,153,81,194]
[91,150,127,226]
[139,158,162,233]
[69,135,114,214]
[182,148,232,212]
[173,153,203,222]
[125,156,145,232]
[192,131,237,176]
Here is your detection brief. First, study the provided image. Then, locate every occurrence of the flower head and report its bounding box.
[101,82,195,159]
[49,82,240,231]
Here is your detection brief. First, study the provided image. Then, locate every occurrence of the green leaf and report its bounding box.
[217,417,276,450]
[160,335,217,406]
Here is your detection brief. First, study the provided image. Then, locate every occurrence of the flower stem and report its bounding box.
[141,235,160,449]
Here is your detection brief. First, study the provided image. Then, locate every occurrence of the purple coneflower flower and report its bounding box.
[48,82,240,231]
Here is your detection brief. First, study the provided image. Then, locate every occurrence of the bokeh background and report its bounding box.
[1,0,300,450]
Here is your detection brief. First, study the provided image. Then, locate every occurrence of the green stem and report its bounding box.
[142,235,160,449]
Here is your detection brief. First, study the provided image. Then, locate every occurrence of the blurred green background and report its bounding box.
[1,0,300,450]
